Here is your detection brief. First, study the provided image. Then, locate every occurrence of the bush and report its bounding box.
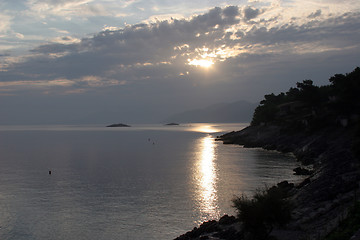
[232,186,292,240]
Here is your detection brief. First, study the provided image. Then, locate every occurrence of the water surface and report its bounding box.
[0,123,303,239]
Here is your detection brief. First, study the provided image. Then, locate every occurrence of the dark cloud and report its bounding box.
[223,5,240,18]
[30,43,79,54]
[308,9,322,18]
[239,12,360,48]
[61,36,72,41]
[243,6,261,20]
[0,53,10,57]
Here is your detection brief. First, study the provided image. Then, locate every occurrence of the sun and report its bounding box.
[188,59,214,68]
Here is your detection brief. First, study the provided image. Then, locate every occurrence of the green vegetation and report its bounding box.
[251,67,360,129]
[232,186,292,240]
[324,201,360,240]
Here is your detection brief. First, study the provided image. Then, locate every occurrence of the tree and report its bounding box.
[251,104,278,125]
[295,80,321,105]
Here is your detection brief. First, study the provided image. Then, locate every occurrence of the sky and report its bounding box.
[0,0,360,124]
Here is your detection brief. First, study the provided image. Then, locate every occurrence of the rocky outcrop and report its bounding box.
[176,122,359,240]
[293,167,313,175]
[216,124,360,240]
[175,215,242,240]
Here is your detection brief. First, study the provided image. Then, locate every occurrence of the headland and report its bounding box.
[176,67,360,240]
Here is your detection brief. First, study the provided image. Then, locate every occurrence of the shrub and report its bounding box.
[232,186,292,240]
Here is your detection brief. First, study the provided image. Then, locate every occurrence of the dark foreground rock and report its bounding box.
[175,215,242,240]
[293,167,313,175]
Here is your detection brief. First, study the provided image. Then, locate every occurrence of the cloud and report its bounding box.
[0,53,11,57]
[1,4,360,100]
[26,0,109,18]
[0,79,75,91]
[121,0,139,8]
[144,14,185,23]
[50,36,81,44]
[308,9,322,18]
[243,6,262,20]
[23,6,241,65]
[0,13,12,33]
[238,12,360,50]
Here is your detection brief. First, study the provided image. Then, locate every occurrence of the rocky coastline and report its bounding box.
[175,123,360,240]
[222,124,359,239]
[175,67,360,239]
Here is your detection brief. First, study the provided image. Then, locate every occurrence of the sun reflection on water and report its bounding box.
[193,135,220,222]
[190,124,219,133]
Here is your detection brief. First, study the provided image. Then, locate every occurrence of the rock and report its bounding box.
[293,167,313,175]
[199,220,221,233]
[277,181,295,194]
[219,215,237,225]
[213,227,241,240]
[174,216,242,240]
[296,177,311,188]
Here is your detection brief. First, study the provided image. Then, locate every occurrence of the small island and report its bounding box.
[106,123,131,127]
[165,122,180,126]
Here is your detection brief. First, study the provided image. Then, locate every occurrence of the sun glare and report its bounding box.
[188,59,214,68]
[193,135,220,221]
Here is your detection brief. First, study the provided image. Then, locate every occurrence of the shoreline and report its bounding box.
[176,123,360,240]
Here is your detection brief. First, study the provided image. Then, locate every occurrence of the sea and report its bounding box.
[0,123,303,240]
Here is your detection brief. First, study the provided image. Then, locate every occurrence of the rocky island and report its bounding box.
[176,67,360,240]
[106,123,131,127]
[165,123,180,126]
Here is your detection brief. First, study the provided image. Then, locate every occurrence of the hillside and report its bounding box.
[220,67,360,239]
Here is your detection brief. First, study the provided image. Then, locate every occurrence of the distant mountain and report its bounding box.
[164,100,257,123]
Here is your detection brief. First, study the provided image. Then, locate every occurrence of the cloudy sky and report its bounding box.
[1,0,360,124]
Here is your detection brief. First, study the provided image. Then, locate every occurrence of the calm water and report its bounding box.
[0,123,303,240]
